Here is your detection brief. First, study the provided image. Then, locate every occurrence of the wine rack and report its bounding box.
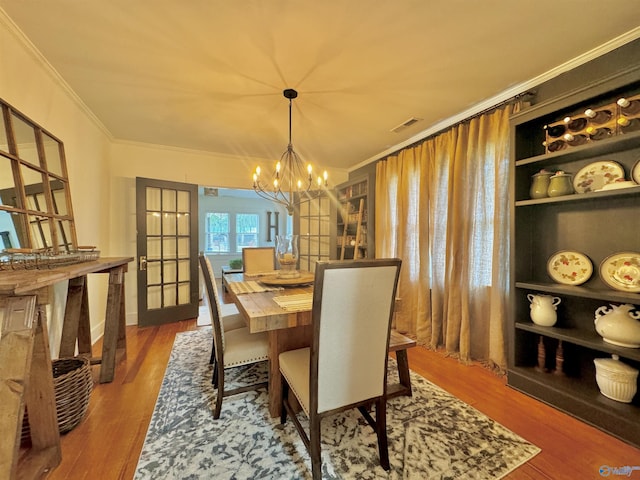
[543,93,640,153]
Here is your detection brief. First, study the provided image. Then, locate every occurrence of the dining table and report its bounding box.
[224,271,414,418]
[224,271,314,417]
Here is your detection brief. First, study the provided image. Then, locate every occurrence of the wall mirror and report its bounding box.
[0,98,77,253]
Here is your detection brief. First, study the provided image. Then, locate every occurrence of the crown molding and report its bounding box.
[352,26,640,172]
[0,7,113,140]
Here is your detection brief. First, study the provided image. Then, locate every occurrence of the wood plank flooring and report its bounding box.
[37,317,640,479]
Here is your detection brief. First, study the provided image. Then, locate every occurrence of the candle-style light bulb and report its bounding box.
[323,171,328,184]
[276,162,281,173]
[297,179,302,190]
[256,166,261,177]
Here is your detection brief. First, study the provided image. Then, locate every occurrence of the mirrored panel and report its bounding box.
[52,181,69,216]
[11,112,39,166]
[163,284,177,307]
[0,98,76,253]
[177,212,189,235]
[43,133,63,176]
[0,111,8,153]
[147,286,162,310]
[147,212,161,235]
[178,283,190,305]
[177,190,189,211]
[0,210,27,249]
[146,187,161,211]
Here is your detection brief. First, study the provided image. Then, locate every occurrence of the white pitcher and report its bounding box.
[527,294,561,327]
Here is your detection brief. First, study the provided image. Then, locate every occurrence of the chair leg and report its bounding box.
[212,361,219,387]
[310,415,322,480]
[375,397,390,471]
[213,365,224,420]
[280,375,289,424]
[209,338,215,365]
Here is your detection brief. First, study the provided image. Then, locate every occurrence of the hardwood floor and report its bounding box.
[37,319,640,479]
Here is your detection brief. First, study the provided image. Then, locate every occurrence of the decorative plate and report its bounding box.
[547,251,593,285]
[632,158,640,184]
[573,160,625,193]
[599,252,640,293]
[259,271,315,287]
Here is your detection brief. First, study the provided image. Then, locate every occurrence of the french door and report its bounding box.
[136,177,199,326]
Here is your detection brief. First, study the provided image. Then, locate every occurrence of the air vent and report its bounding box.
[204,187,218,197]
[390,117,422,133]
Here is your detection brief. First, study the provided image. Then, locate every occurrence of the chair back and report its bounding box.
[242,247,276,274]
[311,259,401,414]
[199,254,225,361]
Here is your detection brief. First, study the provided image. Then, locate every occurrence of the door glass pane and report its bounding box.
[163,237,176,257]
[163,260,177,283]
[43,133,63,176]
[163,284,176,307]
[147,212,161,235]
[177,190,189,211]
[147,286,161,309]
[147,238,161,260]
[300,217,309,234]
[162,212,176,235]
[178,259,189,282]
[147,261,161,285]
[177,237,189,257]
[162,189,176,212]
[146,187,161,211]
[177,213,189,235]
[11,113,39,166]
[178,283,190,304]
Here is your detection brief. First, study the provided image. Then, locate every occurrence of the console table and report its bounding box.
[0,256,133,479]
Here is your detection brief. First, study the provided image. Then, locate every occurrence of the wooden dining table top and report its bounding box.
[225,272,313,333]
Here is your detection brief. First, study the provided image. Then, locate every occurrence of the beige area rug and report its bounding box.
[135,329,541,479]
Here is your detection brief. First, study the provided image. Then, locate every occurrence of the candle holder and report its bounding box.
[276,234,300,279]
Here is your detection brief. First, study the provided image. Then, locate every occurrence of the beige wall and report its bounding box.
[1,12,348,344]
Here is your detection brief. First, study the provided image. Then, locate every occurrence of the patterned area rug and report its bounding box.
[135,329,540,479]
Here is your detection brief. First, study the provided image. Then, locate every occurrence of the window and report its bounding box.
[236,213,258,250]
[205,212,229,253]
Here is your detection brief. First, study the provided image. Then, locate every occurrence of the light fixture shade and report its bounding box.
[253,89,327,215]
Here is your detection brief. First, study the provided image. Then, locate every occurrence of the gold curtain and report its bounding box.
[376,103,518,369]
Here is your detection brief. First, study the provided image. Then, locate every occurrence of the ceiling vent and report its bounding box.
[204,187,218,197]
[390,117,422,133]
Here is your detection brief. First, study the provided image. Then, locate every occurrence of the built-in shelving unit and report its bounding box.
[508,66,640,448]
[335,176,371,260]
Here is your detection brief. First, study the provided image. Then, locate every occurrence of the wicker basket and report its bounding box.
[21,356,93,443]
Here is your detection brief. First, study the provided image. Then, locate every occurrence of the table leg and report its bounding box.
[268,325,312,418]
[59,276,86,358]
[99,266,126,383]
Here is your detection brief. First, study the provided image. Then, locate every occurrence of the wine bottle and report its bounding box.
[544,124,566,138]
[584,108,613,124]
[543,140,566,153]
[617,116,640,133]
[563,133,588,146]
[586,125,613,141]
[563,116,587,132]
[617,97,640,115]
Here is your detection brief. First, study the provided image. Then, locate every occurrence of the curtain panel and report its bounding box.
[376,104,518,370]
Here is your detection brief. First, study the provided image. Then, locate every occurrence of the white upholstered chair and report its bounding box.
[279,258,402,480]
[242,246,276,275]
[199,254,269,419]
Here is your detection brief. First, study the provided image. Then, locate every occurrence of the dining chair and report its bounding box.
[242,246,276,275]
[198,260,245,365]
[198,254,269,419]
[279,258,402,480]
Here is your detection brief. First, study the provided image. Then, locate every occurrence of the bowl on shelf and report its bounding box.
[593,355,638,403]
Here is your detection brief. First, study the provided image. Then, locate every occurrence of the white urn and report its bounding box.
[594,304,640,348]
[527,294,561,327]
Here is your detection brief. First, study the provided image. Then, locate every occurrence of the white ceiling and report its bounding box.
[2,1,640,172]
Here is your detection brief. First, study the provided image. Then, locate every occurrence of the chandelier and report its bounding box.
[253,89,328,216]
